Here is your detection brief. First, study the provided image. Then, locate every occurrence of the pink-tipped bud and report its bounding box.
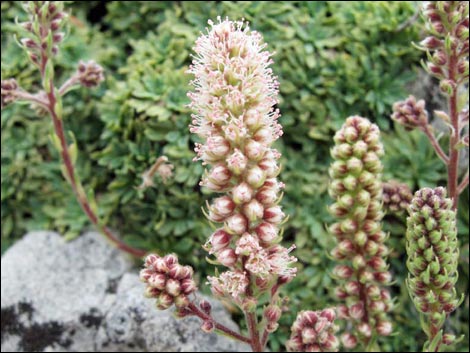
[211,196,235,217]
[301,328,317,344]
[256,185,278,205]
[148,273,166,290]
[349,302,365,320]
[174,294,190,308]
[337,305,349,319]
[165,279,181,297]
[254,127,274,145]
[264,205,285,224]
[232,182,253,204]
[156,292,174,310]
[207,229,231,253]
[244,109,263,131]
[344,281,361,296]
[200,299,212,314]
[201,320,215,333]
[246,166,266,188]
[376,320,392,336]
[225,213,248,235]
[357,322,372,337]
[259,157,279,177]
[243,199,264,222]
[245,140,266,161]
[341,333,357,349]
[181,278,197,295]
[420,36,442,49]
[154,257,169,273]
[217,248,237,267]
[374,271,392,284]
[333,265,353,279]
[207,165,232,186]
[256,222,278,243]
[264,305,282,323]
[366,284,382,300]
[164,254,178,267]
[227,149,248,175]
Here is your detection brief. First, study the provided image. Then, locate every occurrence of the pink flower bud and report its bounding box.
[349,302,365,320]
[232,182,253,204]
[374,271,392,284]
[226,149,248,175]
[357,322,372,337]
[211,196,235,217]
[256,185,278,205]
[320,308,336,321]
[164,254,178,267]
[243,199,264,222]
[376,320,392,336]
[148,273,166,290]
[254,127,274,145]
[301,327,317,344]
[154,257,169,273]
[156,292,174,310]
[368,256,388,271]
[264,205,285,224]
[341,333,357,349]
[337,305,349,319]
[344,281,361,296]
[174,294,190,308]
[256,222,278,243]
[201,320,215,333]
[207,164,232,185]
[207,229,231,253]
[165,278,181,297]
[245,140,266,161]
[420,36,442,49]
[225,213,248,235]
[246,166,266,188]
[259,157,279,177]
[217,248,238,267]
[199,299,212,314]
[366,284,381,300]
[204,135,231,160]
[264,305,282,323]
[181,278,197,295]
[333,265,353,279]
[244,109,263,130]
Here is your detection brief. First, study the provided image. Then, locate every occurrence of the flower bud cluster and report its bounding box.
[188,17,297,311]
[1,79,19,109]
[383,180,413,214]
[76,60,105,88]
[391,95,428,130]
[19,1,68,64]
[140,254,197,310]
[328,116,393,345]
[406,187,461,345]
[420,2,469,93]
[286,309,339,352]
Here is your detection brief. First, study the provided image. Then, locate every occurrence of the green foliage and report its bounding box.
[2,1,468,351]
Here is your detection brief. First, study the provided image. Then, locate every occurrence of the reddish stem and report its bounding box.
[422,126,449,164]
[447,49,460,210]
[39,48,146,257]
[187,302,251,344]
[246,311,263,352]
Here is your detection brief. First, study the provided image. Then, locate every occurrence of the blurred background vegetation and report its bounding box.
[1,1,468,351]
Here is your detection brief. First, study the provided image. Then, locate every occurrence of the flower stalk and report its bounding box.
[1,1,146,257]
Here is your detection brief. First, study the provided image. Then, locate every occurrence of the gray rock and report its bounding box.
[1,231,249,352]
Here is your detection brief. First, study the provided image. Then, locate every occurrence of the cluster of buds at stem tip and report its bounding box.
[76,60,105,88]
[188,17,297,313]
[383,180,413,215]
[406,187,463,348]
[19,1,68,65]
[1,79,19,109]
[286,309,340,352]
[140,254,197,310]
[420,2,469,94]
[328,116,393,347]
[391,95,428,130]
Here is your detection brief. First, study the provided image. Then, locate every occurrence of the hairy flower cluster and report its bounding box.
[19,1,67,64]
[383,180,413,214]
[420,2,469,94]
[77,60,105,88]
[286,309,339,352]
[406,187,462,346]
[140,254,197,310]
[1,79,19,109]
[391,95,428,130]
[328,116,393,346]
[188,17,297,311]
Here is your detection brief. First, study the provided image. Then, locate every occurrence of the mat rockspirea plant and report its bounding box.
[391,1,468,351]
[141,17,339,352]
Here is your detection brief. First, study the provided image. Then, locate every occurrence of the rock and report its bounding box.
[1,231,249,352]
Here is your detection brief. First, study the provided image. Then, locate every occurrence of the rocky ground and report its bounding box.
[1,231,249,352]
